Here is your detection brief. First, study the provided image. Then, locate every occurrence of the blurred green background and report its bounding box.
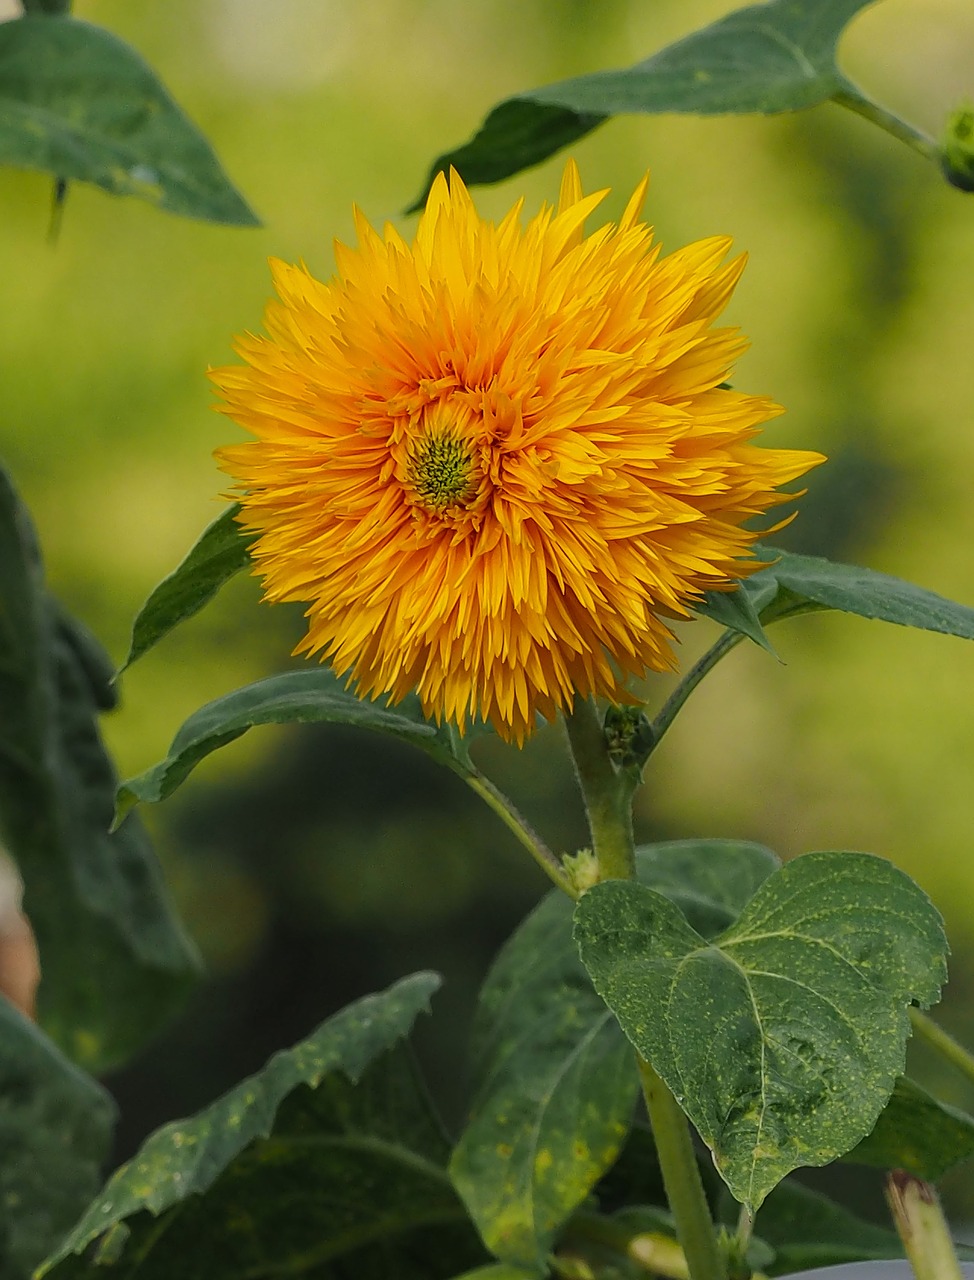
[3,0,974,1221]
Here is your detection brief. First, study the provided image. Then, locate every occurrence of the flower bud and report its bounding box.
[941,103,974,192]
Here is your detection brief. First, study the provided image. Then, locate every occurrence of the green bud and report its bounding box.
[563,847,600,894]
[941,103,974,193]
[603,703,655,770]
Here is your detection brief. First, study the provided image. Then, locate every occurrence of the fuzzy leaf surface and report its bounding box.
[412,0,874,199]
[0,467,199,1071]
[39,973,486,1279]
[748,545,974,638]
[121,505,256,672]
[117,669,473,817]
[849,1076,974,1181]
[450,893,639,1268]
[575,851,947,1209]
[0,16,258,223]
[0,1000,115,1278]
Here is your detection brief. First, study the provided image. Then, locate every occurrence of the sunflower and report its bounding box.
[212,161,823,744]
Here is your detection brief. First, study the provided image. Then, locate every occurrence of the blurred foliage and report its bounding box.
[3,0,974,1223]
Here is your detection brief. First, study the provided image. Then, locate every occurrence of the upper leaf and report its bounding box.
[575,851,947,1209]
[450,893,639,1269]
[0,16,258,224]
[39,973,487,1279]
[117,667,475,818]
[120,505,256,673]
[411,0,875,202]
[0,1000,115,1279]
[748,545,974,638]
[0,466,199,1071]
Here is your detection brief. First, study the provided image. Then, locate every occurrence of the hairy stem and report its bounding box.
[564,696,636,881]
[910,1008,974,1088]
[466,769,573,896]
[638,1059,727,1280]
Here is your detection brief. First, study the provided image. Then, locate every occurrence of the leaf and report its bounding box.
[449,1268,541,1280]
[695,584,778,656]
[0,466,200,1071]
[39,973,487,1280]
[450,893,640,1269]
[411,0,875,201]
[120,505,256,673]
[0,16,258,224]
[574,851,948,1209]
[0,1000,115,1279]
[117,667,475,818]
[748,545,974,639]
[849,1075,974,1181]
[636,839,780,939]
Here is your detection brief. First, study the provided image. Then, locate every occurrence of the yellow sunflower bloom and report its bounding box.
[212,161,823,744]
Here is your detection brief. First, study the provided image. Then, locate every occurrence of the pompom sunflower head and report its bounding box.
[211,161,823,744]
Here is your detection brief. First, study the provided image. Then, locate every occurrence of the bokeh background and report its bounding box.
[3,0,974,1224]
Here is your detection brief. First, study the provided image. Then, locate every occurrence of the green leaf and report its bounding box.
[636,839,780,939]
[0,1001,115,1279]
[0,466,200,1071]
[412,0,874,201]
[449,1268,541,1280]
[695,584,778,656]
[0,16,258,224]
[451,893,640,1269]
[39,973,487,1279]
[748,545,974,639]
[117,668,474,818]
[574,851,947,1209]
[120,505,256,673]
[849,1075,974,1181]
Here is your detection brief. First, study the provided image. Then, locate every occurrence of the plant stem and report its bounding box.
[466,769,573,896]
[564,696,636,881]
[910,1008,974,1089]
[638,1058,727,1280]
[885,1169,964,1280]
[832,86,941,163]
[648,631,743,759]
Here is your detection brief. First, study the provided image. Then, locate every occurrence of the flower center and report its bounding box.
[407,432,475,511]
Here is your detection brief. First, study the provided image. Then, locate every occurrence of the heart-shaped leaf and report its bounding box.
[575,851,947,1209]
[450,893,639,1269]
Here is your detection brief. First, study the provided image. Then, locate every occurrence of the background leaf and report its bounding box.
[849,1076,974,1181]
[0,1000,115,1279]
[636,839,780,939]
[39,973,487,1279]
[0,16,258,224]
[450,893,639,1269]
[0,466,199,1071]
[120,505,255,672]
[412,0,876,200]
[117,668,475,817]
[575,851,947,1209]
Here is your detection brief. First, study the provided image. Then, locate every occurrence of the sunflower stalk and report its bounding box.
[564,698,726,1280]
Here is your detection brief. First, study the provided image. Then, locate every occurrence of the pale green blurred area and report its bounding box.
[3,0,974,1205]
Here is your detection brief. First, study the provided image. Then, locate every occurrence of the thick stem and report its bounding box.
[910,1008,974,1089]
[885,1170,964,1280]
[638,1059,727,1280]
[466,769,573,896]
[564,697,636,881]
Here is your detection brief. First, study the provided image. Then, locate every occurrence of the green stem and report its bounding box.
[648,631,743,760]
[832,85,941,163]
[465,769,573,896]
[564,697,636,881]
[885,1169,964,1280]
[638,1058,727,1280]
[910,1008,974,1089]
